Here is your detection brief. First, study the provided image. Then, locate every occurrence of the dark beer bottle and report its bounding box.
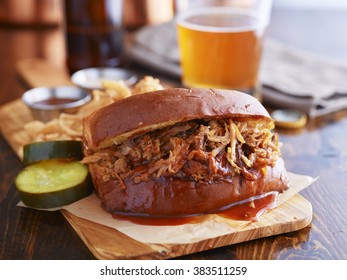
[63,0,124,74]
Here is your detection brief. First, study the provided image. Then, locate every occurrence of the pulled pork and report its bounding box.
[82,118,280,188]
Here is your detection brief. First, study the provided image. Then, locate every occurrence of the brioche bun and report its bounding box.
[83,88,289,216]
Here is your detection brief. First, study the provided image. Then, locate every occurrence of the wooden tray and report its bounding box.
[0,59,313,259]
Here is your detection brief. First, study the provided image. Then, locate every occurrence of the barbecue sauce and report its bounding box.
[112,191,278,226]
[33,98,78,106]
[112,213,209,226]
[216,191,278,222]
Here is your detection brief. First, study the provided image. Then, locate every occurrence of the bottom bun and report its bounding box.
[91,158,289,216]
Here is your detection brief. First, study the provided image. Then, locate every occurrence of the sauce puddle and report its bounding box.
[215,191,278,222]
[112,191,278,226]
[112,213,209,226]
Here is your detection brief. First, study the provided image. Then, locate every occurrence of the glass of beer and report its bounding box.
[176,0,272,98]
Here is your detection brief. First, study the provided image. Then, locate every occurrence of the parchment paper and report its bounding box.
[18,172,317,244]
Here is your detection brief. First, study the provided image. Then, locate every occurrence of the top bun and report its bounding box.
[83,88,272,151]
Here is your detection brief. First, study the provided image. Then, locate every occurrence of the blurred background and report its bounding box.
[1,0,347,92]
[1,0,347,27]
[274,0,347,10]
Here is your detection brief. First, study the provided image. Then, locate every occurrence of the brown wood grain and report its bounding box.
[16,58,73,88]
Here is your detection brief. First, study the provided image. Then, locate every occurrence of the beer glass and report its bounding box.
[176,0,272,99]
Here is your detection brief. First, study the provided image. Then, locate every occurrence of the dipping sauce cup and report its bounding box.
[22,86,91,122]
[176,0,272,99]
[71,67,138,92]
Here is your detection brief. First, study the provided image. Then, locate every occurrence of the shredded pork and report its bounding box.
[82,118,280,188]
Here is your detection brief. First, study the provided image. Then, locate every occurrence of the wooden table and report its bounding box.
[1,8,347,260]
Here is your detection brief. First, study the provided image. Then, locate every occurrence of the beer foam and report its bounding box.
[176,7,267,33]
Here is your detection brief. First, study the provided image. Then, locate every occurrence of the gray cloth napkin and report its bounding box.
[126,21,347,118]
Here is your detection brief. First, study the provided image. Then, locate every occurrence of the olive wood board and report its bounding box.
[0,59,313,259]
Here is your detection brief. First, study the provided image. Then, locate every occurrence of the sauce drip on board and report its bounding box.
[216,191,278,222]
[112,191,279,226]
[112,213,209,226]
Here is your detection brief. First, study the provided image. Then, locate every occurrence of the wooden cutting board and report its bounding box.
[0,58,313,259]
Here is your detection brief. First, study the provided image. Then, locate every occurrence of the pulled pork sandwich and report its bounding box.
[82,88,290,216]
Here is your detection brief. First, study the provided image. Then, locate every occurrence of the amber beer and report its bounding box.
[177,7,266,96]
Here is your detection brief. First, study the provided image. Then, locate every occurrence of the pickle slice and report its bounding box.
[15,159,93,209]
[23,140,84,165]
